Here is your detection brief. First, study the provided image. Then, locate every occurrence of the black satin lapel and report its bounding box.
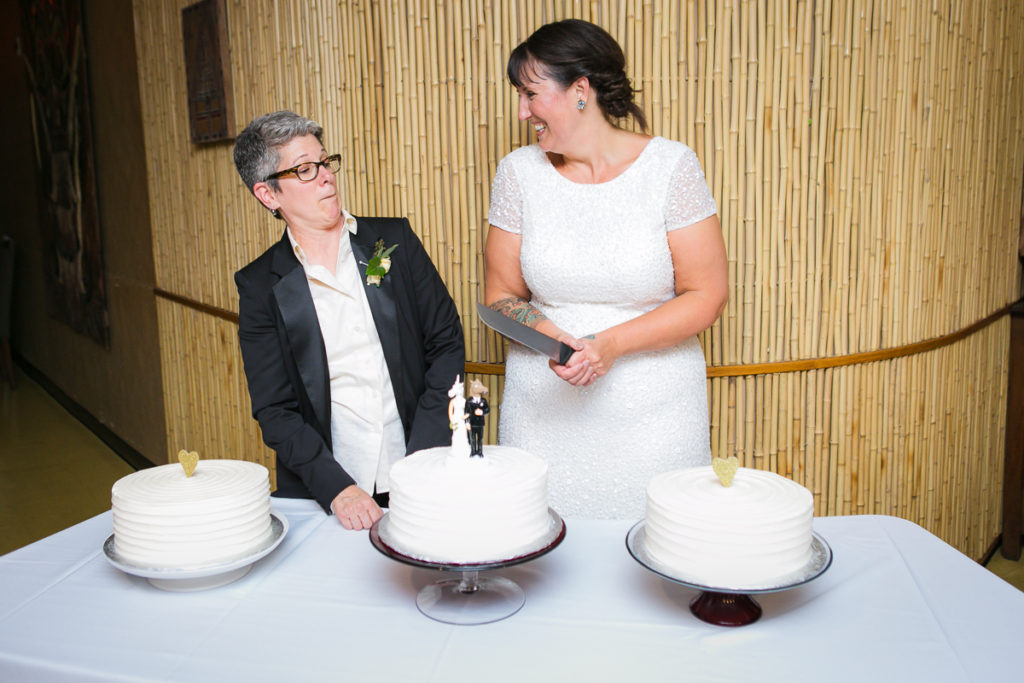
[350,233,403,393]
[273,267,331,435]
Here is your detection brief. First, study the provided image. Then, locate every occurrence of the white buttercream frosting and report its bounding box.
[644,466,813,588]
[111,459,272,569]
[387,445,549,562]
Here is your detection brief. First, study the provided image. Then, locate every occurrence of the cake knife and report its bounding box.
[476,302,574,365]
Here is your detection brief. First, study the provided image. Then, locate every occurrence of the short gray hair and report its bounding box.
[233,110,324,193]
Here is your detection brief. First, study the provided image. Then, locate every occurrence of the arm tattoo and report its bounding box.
[489,296,548,328]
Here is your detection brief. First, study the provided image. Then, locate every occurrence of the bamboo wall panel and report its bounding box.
[156,298,276,483]
[708,319,1008,558]
[132,0,1024,557]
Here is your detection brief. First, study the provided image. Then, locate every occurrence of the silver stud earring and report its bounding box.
[577,99,586,111]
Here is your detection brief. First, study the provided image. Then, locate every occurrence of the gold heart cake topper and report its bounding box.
[711,455,739,487]
[177,449,199,477]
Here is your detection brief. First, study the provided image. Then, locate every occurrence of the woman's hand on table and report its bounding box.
[331,485,382,530]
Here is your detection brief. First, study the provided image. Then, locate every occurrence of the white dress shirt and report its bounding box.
[286,212,406,502]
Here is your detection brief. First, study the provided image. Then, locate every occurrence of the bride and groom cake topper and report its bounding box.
[447,376,490,458]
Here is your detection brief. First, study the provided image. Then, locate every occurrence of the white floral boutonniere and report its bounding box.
[364,239,398,287]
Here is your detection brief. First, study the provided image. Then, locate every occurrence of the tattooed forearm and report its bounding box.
[489,297,548,328]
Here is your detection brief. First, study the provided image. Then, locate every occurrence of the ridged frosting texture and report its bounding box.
[387,445,549,562]
[111,459,272,569]
[644,466,813,588]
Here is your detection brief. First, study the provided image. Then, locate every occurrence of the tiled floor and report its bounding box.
[986,544,1024,590]
[2,369,1023,593]
[0,373,133,555]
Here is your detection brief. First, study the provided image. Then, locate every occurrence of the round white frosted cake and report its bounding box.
[644,466,814,588]
[386,445,550,563]
[111,459,273,568]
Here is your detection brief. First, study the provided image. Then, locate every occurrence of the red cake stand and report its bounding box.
[625,521,832,626]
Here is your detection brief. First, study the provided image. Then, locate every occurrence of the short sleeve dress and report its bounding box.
[488,137,718,520]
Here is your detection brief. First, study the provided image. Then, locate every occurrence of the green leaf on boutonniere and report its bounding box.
[364,239,398,287]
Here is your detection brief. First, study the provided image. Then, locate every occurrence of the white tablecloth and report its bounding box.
[0,503,1020,682]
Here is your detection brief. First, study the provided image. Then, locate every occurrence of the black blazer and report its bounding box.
[234,217,465,513]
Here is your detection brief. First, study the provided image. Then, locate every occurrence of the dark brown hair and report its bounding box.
[507,19,647,131]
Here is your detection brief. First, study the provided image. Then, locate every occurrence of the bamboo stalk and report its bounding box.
[130,0,1023,560]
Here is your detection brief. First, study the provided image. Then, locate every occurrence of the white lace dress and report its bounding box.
[488,137,719,520]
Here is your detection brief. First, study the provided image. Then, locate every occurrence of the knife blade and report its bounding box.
[476,302,574,365]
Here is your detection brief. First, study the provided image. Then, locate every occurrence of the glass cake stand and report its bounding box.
[103,511,288,591]
[369,509,565,625]
[625,521,832,626]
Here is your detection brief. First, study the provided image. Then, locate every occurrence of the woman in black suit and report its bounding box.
[232,111,464,530]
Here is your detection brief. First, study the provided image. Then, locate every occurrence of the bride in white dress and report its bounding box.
[485,19,728,520]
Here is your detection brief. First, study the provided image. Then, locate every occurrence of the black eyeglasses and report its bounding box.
[265,154,342,182]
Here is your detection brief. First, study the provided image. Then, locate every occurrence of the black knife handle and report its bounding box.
[557,342,574,365]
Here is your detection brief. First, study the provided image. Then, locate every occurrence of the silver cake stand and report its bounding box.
[626,521,833,626]
[103,511,288,591]
[369,509,565,625]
